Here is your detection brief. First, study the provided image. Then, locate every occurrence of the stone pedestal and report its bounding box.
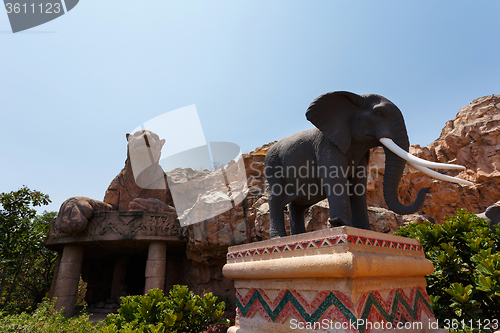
[223,227,445,333]
[144,241,167,293]
[53,245,84,315]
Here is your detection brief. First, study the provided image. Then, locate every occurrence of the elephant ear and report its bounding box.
[306,91,366,154]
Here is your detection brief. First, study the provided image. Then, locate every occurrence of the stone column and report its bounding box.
[53,245,84,316]
[144,241,167,293]
[48,253,62,300]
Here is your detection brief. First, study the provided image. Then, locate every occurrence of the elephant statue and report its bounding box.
[265,91,472,238]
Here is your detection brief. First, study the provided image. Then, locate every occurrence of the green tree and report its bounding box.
[0,186,57,313]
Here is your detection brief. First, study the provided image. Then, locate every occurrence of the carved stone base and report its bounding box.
[223,227,446,333]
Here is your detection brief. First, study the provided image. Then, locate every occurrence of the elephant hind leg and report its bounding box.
[289,203,310,235]
[269,195,288,238]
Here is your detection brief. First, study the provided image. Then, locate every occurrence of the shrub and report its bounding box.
[0,187,58,313]
[395,209,500,332]
[0,298,100,332]
[102,286,230,333]
[0,287,230,333]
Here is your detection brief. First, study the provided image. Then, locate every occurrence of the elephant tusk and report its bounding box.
[409,163,474,186]
[379,138,465,170]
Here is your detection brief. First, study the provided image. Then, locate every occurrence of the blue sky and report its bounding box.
[1,1,499,213]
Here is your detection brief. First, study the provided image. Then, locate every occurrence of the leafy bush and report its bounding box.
[0,286,230,333]
[0,187,58,313]
[395,209,500,332]
[102,286,229,333]
[0,298,100,332]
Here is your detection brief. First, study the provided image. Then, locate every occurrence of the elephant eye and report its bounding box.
[374,110,384,117]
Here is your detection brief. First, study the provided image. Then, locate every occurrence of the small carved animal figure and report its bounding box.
[265,91,472,238]
[55,130,175,234]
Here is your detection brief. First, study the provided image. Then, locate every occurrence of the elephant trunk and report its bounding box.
[381,129,429,215]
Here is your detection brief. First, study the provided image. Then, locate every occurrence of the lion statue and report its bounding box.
[55,130,175,234]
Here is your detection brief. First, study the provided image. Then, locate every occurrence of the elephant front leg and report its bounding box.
[349,172,371,230]
[348,153,371,230]
[322,177,353,227]
[269,195,287,238]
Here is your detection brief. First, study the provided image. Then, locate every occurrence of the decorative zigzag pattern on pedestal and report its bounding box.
[236,287,434,333]
[227,235,423,259]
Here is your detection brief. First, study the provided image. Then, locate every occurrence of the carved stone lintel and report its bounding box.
[47,211,181,247]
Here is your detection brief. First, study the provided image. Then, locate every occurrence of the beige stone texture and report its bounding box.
[60,244,84,263]
[225,252,433,280]
[147,241,168,260]
[54,278,80,296]
[56,262,84,279]
[224,227,432,280]
[53,245,84,315]
[144,241,167,292]
[144,277,166,292]
[236,276,427,296]
[54,296,79,314]
[145,260,167,278]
